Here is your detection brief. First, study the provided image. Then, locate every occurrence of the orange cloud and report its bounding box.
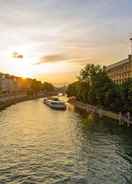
[37,53,67,64]
[36,52,92,66]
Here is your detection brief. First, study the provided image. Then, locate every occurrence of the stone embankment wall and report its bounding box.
[70,100,132,126]
[0,91,58,110]
[0,94,45,110]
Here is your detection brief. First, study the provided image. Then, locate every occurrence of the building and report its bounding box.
[106,55,132,84]
[106,38,132,84]
[0,74,18,94]
[0,74,31,94]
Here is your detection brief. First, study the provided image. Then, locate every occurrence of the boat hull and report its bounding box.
[43,98,66,110]
[48,104,66,110]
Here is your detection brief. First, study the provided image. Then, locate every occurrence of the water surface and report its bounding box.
[0,98,132,184]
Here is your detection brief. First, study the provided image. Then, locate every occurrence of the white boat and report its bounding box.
[43,97,66,110]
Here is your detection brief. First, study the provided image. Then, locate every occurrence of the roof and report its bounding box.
[106,58,129,71]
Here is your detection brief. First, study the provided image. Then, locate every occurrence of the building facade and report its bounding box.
[0,74,32,94]
[106,55,132,84]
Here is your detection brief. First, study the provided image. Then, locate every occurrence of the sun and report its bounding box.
[8,57,34,78]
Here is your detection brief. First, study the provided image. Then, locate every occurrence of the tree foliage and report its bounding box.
[120,79,132,112]
[67,64,132,113]
[28,80,55,96]
[42,82,55,92]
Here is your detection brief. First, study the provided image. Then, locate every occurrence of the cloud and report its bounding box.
[37,53,67,64]
[67,57,92,63]
[12,52,23,59]
[36,51,92,66]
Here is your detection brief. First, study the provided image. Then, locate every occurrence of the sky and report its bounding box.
[0,0,132,85]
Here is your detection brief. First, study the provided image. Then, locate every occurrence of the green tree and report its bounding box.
[79,64,103,83]
[30,79,42,96]
[42,82,55,92]
[120,79,132,113]
[66,81,79,98]
[67,64,123,112]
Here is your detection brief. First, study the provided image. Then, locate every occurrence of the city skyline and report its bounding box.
[0,0,132,85]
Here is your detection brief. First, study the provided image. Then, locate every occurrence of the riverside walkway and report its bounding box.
[73,101,132,126]
[0,94,27,102]
[0,93,44,110]
[0,91,58,110]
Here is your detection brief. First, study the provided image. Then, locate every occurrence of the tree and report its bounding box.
[66,81,79,98]
[79,64,117,108]
[79,64,103,83]
[120,79,132,113]
[42,82,55,92]
[30,79,42,96]
[67,64,123,112]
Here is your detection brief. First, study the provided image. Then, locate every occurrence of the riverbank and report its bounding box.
[69,100,132,127]
[0,93,46,111]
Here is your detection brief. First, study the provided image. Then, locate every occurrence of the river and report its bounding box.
[0,98,132,184]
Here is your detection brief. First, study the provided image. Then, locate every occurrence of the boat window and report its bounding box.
[51,101,64,105]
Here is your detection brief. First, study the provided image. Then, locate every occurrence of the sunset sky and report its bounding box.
[0,0,132,85]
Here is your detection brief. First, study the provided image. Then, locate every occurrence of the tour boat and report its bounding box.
[43,97,66,110]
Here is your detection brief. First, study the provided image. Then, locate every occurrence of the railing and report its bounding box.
[74,101,132,126]
[0,94,27,102]
[0,93,46,110]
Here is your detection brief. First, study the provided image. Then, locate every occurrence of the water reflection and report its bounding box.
[77,116,132,183]
[0,99,131,183]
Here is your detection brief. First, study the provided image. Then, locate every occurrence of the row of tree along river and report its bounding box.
[67,64,132,126]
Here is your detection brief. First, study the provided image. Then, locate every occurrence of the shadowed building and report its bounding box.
[106,38,132,84]
[106,55,132,84]
[0,74,32,95]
